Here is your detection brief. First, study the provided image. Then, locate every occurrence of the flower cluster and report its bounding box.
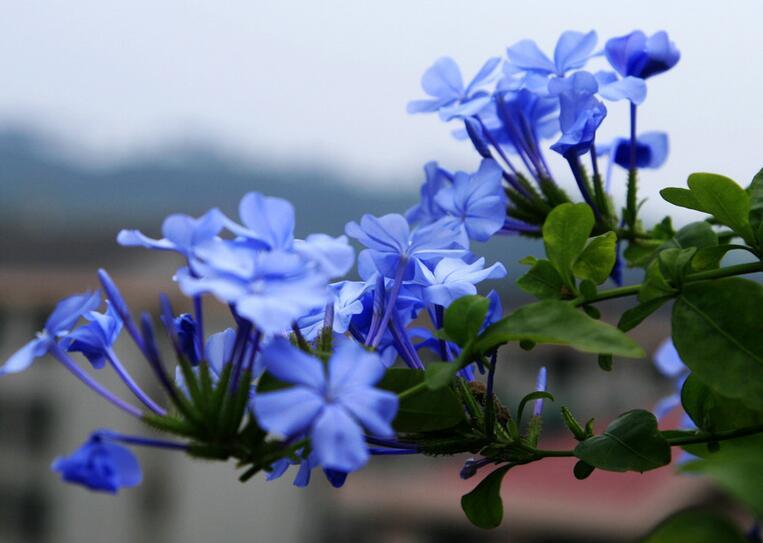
[409,29,678,244]
[0,29,691,530]
[1,171,508,491]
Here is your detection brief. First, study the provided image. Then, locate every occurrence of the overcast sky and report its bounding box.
[1,1,761,219]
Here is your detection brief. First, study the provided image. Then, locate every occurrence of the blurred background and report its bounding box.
[1,1,761,541]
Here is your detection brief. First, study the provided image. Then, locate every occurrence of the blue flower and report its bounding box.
[117,208,225,255]
[605,30,680,80]
[296,281,367,341]
[346,213,466,280]
[548,72,607,156]
[652,338,689,420]
[605,132,669,170]
[0,291,101,376]
[51,432,142,494]
[406,161,453,226]
[407,57,501,121]
[594,71,647,105]
[266,449,347,489]
[172,313,200,364]
[178,244,329,334]
[176,328,239,394]
[63,302,123,369]
[506,30,597,80]
[292,234,355,279]
[253,338,398,472]
[411,257,506,307]
[433,158,508,242]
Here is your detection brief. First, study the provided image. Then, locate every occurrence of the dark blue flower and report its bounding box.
[51,432,142,494]
[407,57,500,121]
[173,313,200,364]
[64,302,123,369]
[607,132,669,170]
[605,30,680,80]
[253,338,398,472]
[548,72,607,156]
[0,291,101,376]
[433,159,508,242]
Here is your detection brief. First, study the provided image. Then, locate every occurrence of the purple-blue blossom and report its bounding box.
[433,159,508,242]
[51,433,142,494]
[410,257,507,307]
[64,302,123,369]
[253,338,398,472]
[407,57,500,121]
[0,290,101,376]
[505,30,597,84]
[548,71,607,157]
[605,30,680,80]
[346,213,466,280]
[118,208,225,255]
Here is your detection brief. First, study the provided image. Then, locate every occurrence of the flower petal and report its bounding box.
[254,388,325,437]
[311,404,368,472]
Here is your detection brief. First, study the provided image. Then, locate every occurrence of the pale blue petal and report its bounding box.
[0,338,45,376]
[421,57,464,99]
[311,405,368,472]
[259,337,326,389]
[464,57,501,95]
[339,388,398,437]
[328,339,386,393]
[597,75,646,105]
[506,39,555,74]
[116,229,175,251]
[45,290,101,334]
[293,234,355,278]
[204,328,236,375]
[254,388,325,436]
[653,338,687,378]
[554,30,597,74]
[237,192,295,250]
[407,98,452,114]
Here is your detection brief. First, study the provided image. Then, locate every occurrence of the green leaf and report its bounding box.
[641,510,747,543]
[574,410,671,472]
[682,441,763,518]
[639,260,677,303]
[542,203,594,288]
[692,245,738,271]
[378,368,465,433]
[672,278,763,411]
[687,173,755,244]
[618,297,671,332]
[674,221,719,251]
[573,461,595,480]
[657,247,696,285]
[476,300,644,358]
[444,295,490,347]
[681,374,763,433]
[517,259,565,299]
[425,361,458,390]
[597,353,613,371]
[660,187,705,212]
[747,168,763,236]
[460,465,511,529]
[573,231,617,284]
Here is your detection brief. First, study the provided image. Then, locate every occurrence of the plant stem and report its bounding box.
[666,423,763,447]
[574,260,763,307]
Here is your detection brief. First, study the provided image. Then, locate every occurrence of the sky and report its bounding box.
[1,1,762,220]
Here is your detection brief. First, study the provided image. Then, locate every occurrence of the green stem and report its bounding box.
[666,423,763,447]
[575,260,763,307]
[397,381,428,401]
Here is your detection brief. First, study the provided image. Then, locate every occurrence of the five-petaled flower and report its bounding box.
[253,338,398,472]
